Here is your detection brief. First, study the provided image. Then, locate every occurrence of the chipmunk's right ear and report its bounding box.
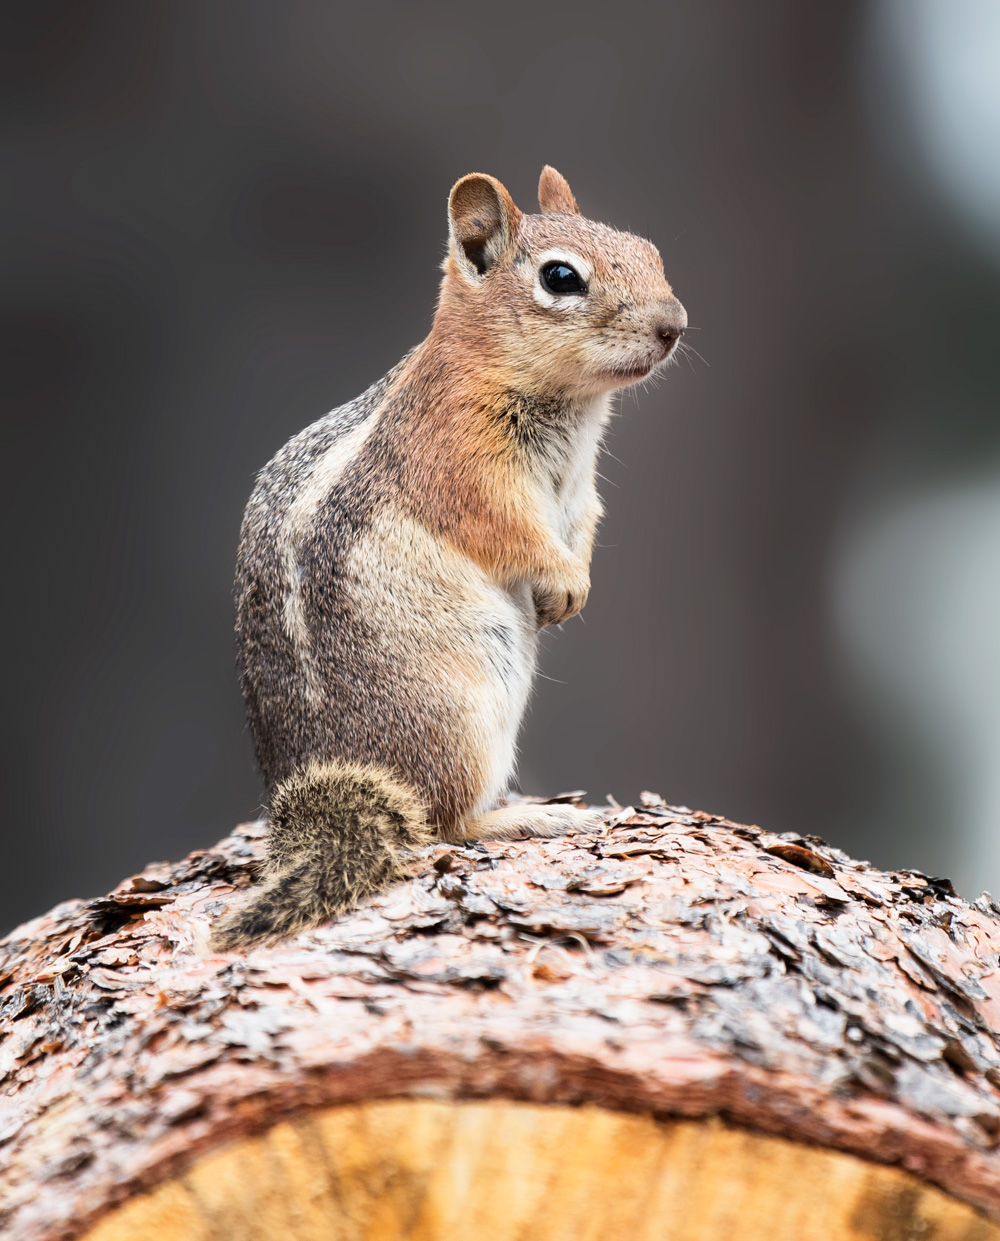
[538,165,580,215]
[448,174,522,281]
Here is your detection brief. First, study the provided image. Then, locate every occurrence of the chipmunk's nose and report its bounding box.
[654,298,687,351]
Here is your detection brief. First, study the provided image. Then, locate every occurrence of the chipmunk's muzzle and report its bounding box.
[591,296,688,391]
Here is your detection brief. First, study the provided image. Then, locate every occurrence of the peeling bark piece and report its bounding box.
[564,864,645,896]
[765,843,836,878]
[508,901,623,938]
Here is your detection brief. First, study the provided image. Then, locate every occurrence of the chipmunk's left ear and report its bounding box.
[538,165,580,215]
[448,173,522,282]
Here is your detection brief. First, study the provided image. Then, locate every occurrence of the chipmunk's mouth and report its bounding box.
[601,361,656,385]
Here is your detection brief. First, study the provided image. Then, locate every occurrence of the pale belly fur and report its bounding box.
[346,508,538,814]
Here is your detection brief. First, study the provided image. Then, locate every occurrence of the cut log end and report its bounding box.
[3,794,1000,1240]
[83,1100,999,1241]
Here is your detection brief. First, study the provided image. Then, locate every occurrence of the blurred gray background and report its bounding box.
[4,1,1000,932]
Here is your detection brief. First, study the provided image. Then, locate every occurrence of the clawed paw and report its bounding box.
[532,582,590,627]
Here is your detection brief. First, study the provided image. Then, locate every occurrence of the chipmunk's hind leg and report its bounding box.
[210,759,431,951]
[459,803,603,842]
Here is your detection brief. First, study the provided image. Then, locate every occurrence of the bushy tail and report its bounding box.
[210,759,430,951]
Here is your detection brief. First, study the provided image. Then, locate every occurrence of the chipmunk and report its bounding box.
[211,166,686,950]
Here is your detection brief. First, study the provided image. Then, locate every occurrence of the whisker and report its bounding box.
[533,669,567,684]
[679,340,710,368]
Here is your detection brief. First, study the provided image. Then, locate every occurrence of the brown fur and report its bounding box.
[210,167,686,951]
[211,760,430,950]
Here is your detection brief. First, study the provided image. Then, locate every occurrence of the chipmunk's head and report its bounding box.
[438,166,686,400]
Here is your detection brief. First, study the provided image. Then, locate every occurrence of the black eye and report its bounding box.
[540,260,586,296]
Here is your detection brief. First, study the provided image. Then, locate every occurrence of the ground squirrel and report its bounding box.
[211,166,686,950]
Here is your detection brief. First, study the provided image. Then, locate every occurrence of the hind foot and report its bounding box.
[458,803,604,842]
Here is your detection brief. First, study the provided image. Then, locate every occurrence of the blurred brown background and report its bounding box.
[4,1,1000,932]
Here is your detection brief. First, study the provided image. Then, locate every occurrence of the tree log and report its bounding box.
[2,793,1000,1240]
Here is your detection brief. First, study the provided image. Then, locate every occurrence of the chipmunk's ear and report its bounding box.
[448,173,522,280]
[538,165,580,215]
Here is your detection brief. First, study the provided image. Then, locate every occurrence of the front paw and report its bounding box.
[533,578,590,627]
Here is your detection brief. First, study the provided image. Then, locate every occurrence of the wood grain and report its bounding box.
[85,1100,998,1241]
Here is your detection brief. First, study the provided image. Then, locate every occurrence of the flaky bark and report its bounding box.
[2,793,1000,1239]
